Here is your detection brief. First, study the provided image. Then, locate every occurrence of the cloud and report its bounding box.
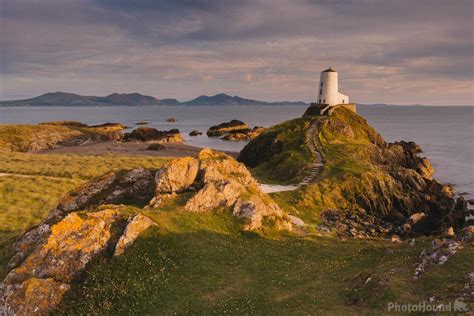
[0,0,472,104]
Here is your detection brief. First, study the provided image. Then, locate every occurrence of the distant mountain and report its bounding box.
[181,93,308,106]
[0,92,308,106]
[0,92,161,106]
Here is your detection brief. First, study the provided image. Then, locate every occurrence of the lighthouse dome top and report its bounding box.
[322,67,336,73]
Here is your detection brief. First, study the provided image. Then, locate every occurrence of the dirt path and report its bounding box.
[297,120,324,187]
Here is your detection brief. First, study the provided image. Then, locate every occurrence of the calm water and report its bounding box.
[1,105,473,198]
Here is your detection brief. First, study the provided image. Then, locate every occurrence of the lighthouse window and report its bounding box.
[320,82,323,87]
[319,89,322,95]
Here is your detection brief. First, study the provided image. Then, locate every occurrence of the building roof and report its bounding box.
[322,67,336,73]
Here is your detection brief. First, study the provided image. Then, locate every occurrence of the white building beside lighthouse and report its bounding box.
[317,67,349,106]
[305,67,355,116]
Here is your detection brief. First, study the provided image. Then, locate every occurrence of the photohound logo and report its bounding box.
[387,297,471,313]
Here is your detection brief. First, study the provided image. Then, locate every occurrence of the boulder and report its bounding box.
[185,179,245,212]
[184,149,290,230]
[189,130,203,136]
[1,210,125,314]
[124,127,183,143]
[155,157,199,194]
[56,168,156,216]
[206,120,248,137]
[114,214,155,256]
[147,143,166,151]
[166,118,176,122]
[221,127,266,141]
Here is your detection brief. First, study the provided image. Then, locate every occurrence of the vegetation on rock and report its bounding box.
[240,108,465,238]
[123,127,183,143]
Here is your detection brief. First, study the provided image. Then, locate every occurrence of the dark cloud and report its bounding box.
[0,0,472,104]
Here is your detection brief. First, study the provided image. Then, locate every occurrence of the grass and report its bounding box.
[0,151,168,180]
[240,117,314,184]
[0,151,169,280]
[56,211,474,314]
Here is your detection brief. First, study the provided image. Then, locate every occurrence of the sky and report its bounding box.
[0,0,473,105]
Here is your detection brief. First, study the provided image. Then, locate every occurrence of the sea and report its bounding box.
[0,105,472,199]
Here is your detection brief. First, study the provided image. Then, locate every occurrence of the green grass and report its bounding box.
[56,212,474,314]
[0,151,168,180]
[0,151,169,280]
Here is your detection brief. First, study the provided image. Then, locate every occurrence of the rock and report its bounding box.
[114,214,155,256]
[166,118,176,122]
[221,127,266,141]
[1,210,125,314]
[184,149,290,230]
[91,122,127,129]
[445,226,455,237]
[39,121,89,127]
[155,157,199,194]
[408,212,426,225]
[185,179,245,212]
[393,141,422,153]
[413,239,463,279]
[147,143,166,151]
[288,215,305,226]
[206,120,248,137]
[232,195,286,231]
[468,199,474,205]
[56,168,156,216]
[460,225,474,242]
[189,130,203,136]
[390,235,402,243]
[124,127,183,143]
[1,278,70,315]
[136,121,149,125]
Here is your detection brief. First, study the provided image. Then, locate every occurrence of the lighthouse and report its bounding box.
[317,67,349,106]
[304,67,355,116]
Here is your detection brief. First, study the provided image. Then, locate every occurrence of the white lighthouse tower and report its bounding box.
[317,67,349,106]
[306,67,354,116]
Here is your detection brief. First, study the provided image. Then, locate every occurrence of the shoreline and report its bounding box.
[32,141,239,158]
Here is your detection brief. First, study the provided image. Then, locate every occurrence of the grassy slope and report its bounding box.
[0,124,118,152]
[242,117,314,184]
[0,122,472,313]
[57,210,473,314]
[0,151,168,280]
[262,109,396,225]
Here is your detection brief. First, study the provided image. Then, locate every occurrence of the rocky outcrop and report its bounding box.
[114,214,155,256]
[124,127,183,143]
[221,127,266,141]
[183,149,290,230]
[206,120,248,137]
[155,157,199,194]
[166,118,176,122]
[1,209,154,314]
[0,123,125,152]
[189,130,203,136]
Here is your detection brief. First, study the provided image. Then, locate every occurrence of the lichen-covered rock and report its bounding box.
[184,149,291,230]
[123,127,183,143]
[1,278,70,315]
[155,157,199,194]
[185,179,245,212]
[1,210,125,315]
[56,167,156,216]
[114,214,155,256]
[233,195,288,231]
[221,127,266,141]
[198,148,255,186]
